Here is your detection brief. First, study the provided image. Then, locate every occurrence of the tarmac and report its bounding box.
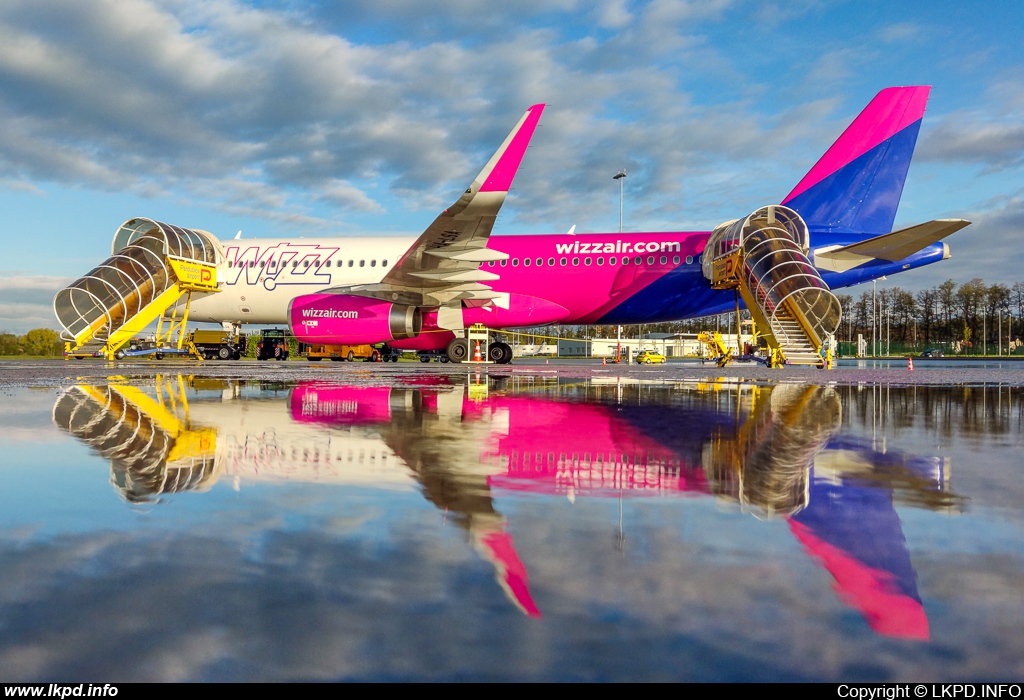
[4,357,1024,388]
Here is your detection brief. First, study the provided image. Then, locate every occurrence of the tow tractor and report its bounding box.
[254,329,290,361]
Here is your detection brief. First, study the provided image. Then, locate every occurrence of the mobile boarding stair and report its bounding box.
[702,205,841,368]
[52,377,219,502]
[54,218,222,360]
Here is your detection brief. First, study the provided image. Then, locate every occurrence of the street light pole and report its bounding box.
[872,279,877,357]
[613,170,627,233]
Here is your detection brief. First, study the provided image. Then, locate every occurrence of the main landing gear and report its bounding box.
[443,337,512,364]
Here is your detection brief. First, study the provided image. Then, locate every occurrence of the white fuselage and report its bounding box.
[188,236,415,324]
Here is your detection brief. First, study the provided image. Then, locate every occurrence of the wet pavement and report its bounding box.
[6,356,1024,388]
[1,361,1023,680]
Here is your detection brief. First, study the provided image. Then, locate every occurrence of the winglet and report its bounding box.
[475,104,545,193]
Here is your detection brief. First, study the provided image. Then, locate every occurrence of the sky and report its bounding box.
[0,0,1022,332]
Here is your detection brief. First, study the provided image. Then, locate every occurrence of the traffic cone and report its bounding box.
[908,356,914,371]
[474,341,482,362]
[602,357,606,365]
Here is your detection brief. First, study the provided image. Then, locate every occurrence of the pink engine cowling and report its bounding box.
[289,293,422,344]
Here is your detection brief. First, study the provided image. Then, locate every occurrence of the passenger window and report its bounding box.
[227,261,233,268]
[501,260,508,267]
[647,256,654,264]
[359,260,365,267]
[304,260,310,267]
[536,258,543,266]
[548,258,555,266]
[512,258,519,266]
[559,258,567,266]
[488,261,495,267]
[622,257,629,265]
[523,258,530,267]
[584,257,592,266]
[660,256,667,264]
[348,260,354,267]
[635,256,642,264]
[609,257,616,265]
[293,261,298,268]
[685,255,692,264]
[259,261,265,268]
[572,257,579,266]
[382,260,388,267]
[371,260,376,267]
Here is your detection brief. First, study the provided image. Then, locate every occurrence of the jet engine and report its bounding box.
[289,293,422,345]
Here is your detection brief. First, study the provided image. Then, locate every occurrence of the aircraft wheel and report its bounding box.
[489,342,513,364]
[446,338,469,363]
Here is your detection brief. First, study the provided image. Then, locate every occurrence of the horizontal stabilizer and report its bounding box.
[814,219,969,272]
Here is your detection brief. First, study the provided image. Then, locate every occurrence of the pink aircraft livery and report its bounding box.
[58,87,970,362]
[54,377,954,637]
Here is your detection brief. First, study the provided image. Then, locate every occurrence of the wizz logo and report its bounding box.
[225,243,340,291]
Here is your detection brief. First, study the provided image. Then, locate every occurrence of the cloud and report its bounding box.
[0,0,844,235]
[918,115,1024,171]
[0,499,1023,681]
[0,275,71,332]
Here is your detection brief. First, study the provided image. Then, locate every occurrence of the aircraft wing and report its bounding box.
[333,104,545,308]
[814,219,970,273]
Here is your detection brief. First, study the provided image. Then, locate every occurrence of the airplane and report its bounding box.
[53,375,961,637]
[54,86,971,365]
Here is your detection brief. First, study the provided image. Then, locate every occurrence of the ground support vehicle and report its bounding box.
[253,329,290,361]
[417,351,450,363]
[298,343,400,362]
[188,330,243,360]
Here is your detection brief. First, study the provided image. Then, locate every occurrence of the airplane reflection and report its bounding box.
[53,375,962,638]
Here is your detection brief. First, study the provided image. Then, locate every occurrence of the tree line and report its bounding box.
[0,329,63,356]
[835,278,1023,352]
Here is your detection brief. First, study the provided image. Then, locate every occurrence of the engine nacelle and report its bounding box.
[289,293,422,344]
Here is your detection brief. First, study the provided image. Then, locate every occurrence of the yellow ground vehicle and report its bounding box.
[188,330,244,360]
[298,342,399,362]
[635,350,667,364]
